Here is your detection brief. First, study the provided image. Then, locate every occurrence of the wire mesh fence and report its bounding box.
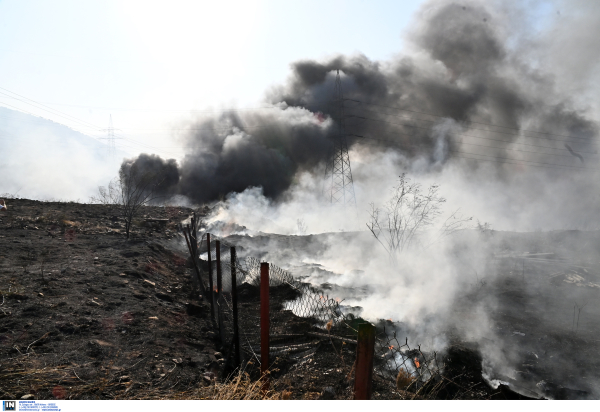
[194,232,442,391]
[374,329,442,391]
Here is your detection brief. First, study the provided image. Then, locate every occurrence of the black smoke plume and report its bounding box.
[123,0,599,205]
[119,153,180,197]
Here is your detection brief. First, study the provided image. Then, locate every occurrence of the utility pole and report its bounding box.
[325,70,356,207]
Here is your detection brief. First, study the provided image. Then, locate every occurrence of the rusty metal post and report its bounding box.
[206,233,215,323]
[216,240,224,343]
[354,323,375,400]
[230,246,240,367]
[260,262,270,390]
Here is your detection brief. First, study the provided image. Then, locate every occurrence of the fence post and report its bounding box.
[190,214,196,257]
[216,240,225,343]
[230,246,241,368]
[187,222,195,262]
[260,262,270,390]
[206,233,215,323]
[354,323,375,400]
[183,227,204,295]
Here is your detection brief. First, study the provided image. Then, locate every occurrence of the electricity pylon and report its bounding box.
[100,115,120,157]
[325,70,356,207]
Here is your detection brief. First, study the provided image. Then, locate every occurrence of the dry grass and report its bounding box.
[1,357,291,400]
[197,370,286,400]
[61,220,81,227]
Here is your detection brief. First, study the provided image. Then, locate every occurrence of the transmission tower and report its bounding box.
[325,70,356,206]
[100,115,120,157]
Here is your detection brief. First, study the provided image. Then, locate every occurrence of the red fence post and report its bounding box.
[230,246,240,368]
[206,233,215,323]
[354,323,375,400]
[260,262,270,390]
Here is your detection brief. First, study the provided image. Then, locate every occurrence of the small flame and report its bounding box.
[388,345,394,350]
[315,112,326,123]
[326,320,333,331]
[335,298,341,302]
[414,357,420,368]
[387,318,392,322]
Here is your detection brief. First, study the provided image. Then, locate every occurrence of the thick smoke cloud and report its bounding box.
[120,153,180,197]
[126,0,599,208]
[175,107,333,203]
[132,0,600,398]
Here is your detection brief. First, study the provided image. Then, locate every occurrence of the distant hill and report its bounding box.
[0,106,132,201]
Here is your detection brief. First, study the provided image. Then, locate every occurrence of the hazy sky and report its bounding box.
[0,0,424,159]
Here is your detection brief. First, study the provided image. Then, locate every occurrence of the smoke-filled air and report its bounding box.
[130,0,600,227]
[111,0,600,399]
[0,0,600,399]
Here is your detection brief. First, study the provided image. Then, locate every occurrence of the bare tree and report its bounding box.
[367,174,471,263]
[297,218,308,235]
[91,163,166,239]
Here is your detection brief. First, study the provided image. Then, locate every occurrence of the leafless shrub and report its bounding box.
[297,218,307,235]
[91,164,167,238]
[367,174,471,263]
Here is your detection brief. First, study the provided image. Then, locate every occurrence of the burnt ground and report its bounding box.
[224,229,600,400]
[446,231,600,400]
[0,199,406,400]
[0,199,225,399]
[0,198,574,400]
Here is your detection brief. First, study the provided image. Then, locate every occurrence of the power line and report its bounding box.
[0,87,185,157]
[345,106,599,149]
[344,98,597,142]
[37,102,284,114]
[3,84,597,166]
[345,114,598,158]
[0,88,102,132]
[348,133,599,172]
